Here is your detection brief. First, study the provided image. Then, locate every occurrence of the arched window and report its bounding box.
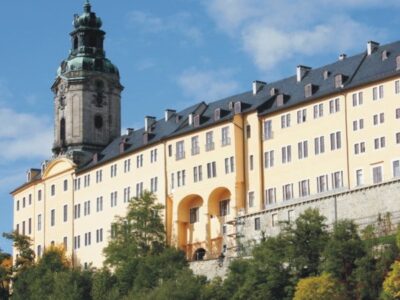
[193,248,206,261]
[60,118,66,144]
[94,115,103,129]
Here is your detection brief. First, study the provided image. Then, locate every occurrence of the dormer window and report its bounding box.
[382,50,389,61]
[234,101,242,114]
[396,56,400,70]
[323,70,330,80]
[214,108,221,121]
[276,94,284,107]
[304,84,314,98]
[194,115,200,127]
[270,88,278,97]
[228,101,234,110]
[335,74,347,89]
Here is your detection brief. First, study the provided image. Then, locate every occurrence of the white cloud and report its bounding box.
[127,10,204,45]
[177,68,241,102]
[204,0,392,71]
[0,106,52,161]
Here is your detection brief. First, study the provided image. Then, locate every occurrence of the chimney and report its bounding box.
[165,109,176,122]
[126,128,134,135]
[297,65,311,82]
[339,54,347,61]
[367,41,380,55]
[252,80,266,95]
[144,116,156,132]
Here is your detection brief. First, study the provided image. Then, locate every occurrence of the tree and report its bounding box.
[381,260,400,300]
[103,191,166,268]
[321,220,365,297]
[3,231,35,275]
[293,273,347,300]
[0,248,12,300]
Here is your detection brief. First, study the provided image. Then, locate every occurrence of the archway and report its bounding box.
[193,248,206,261]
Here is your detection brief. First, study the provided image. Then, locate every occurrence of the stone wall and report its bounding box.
[189,257,233,280]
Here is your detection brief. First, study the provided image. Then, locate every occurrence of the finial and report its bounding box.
[84,0,91,13]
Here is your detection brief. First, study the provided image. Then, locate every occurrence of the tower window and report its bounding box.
[60,118,66,144]
[73,37,78,50]
[94,115,103,129]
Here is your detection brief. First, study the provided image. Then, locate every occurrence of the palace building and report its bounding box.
[11,2,400,267]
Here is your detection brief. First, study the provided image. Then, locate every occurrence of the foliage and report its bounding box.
[293,273,347,300]
[382,260,400,299]
[3,231,35,275]
[0,248,11,300]
[103,190,165,269]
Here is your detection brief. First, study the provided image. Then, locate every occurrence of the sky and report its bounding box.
[1,0,400,253]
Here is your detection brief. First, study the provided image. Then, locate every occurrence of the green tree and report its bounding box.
[321,220,365,297]
[381,260,400,299]
[293,273,347,300]
[3,231,35,275]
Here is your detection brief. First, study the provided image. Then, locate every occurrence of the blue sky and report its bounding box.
[1,0,400,253]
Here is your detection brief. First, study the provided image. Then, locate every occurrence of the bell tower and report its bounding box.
[52,1,123,161]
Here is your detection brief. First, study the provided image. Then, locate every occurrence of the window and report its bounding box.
[317,175,329,193]
[63,179,68,191]
[246,125,251,138]
[254,217,261,231]
[356,169,363,186]
[205,131,214,151]
[124,159,131,172]
[221,126,231,146]
[313,103,323,119]
[63,237,67,251]
[38,190,42,201]
[248,191,254,208]
[110,191,118,207]
[28,218,32,235]
[354,142,366,154]
[84,201,91,216]
[249,155,254,171]
[396,108,400,119]
[219,200,230,217]
[282,184,294,201]
[96,196,103,212]
[372,166,383,184]
[16,200,20,211]
[51,209,55,227]
[22,221,25,235]
[193,165,203,183]
[110,164,117,177]
[74,204,81,219]
[282,145,292,163]
[150,149,158,163]
[224,157,235,174]
[272,214,278,227]
[353,119,364,131]
[288,210,295,223]
[393,160,400,178]
[22,197,26,208]
[74,178,81,190]
[136,154,143,168]
[207,162,217,178]
[170,173,175,190]
[124,187,131,202]
[297,109,307,124]
[136,182,143,197]
[37,245,42,258]
[150,177,158,192]
[191,136,200,155]
[176,141,185,160]
[96,229,103,243]
[314,136,325,155]
[332,171,344,189]
[177,170,186,187]
[329,98,340,114]
[374,137,386,149]
[330,132,342,150]
[63,204,68,222]
[263,120,273,140]
[51,185,55,196]
[298,180,310,197]
[352,92,363,106]
[37,214,42,231]
[397,133,400,144]
[298,141,308,159]
[190,207,199,224]
[265,188,276,205]
[281,114,291,128]
[373,113,385,125]
[74,236,81,249]
[264,150,274,168]
[83,175,90,188]
[373,85,384,100]
[84,232,91,246]
[96,170,103,183]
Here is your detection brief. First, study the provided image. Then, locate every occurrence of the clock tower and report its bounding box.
[52,1,123,162]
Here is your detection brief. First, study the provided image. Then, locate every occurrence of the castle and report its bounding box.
[11,2,400,268]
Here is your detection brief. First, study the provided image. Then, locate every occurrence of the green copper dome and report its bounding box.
[57,1,119,78]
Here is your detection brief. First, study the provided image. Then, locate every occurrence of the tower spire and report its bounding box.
[84,0,91,13]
